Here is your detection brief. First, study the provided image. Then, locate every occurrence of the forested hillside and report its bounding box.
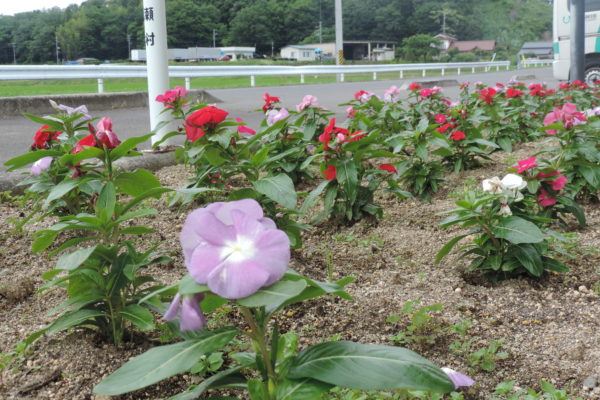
[0,0,551,64]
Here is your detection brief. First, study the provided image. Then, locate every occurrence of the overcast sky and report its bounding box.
[0,0,85,16]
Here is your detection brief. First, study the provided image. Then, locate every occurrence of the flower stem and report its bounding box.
[240,307,275,400]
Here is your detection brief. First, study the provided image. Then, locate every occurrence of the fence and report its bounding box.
[521,59,553,68]
[0,61,511,94]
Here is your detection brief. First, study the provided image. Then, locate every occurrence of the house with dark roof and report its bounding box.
[518,42,553,59]
[448,40,496,52]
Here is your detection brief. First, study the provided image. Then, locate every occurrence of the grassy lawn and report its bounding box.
[0,67,507,97]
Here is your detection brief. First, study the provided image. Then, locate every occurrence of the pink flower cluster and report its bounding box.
[543,103,587,134]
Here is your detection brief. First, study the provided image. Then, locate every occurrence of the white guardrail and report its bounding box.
[0,61,511,93]
[521,58,553,68]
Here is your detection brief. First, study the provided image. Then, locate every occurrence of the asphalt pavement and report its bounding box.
[0,67,556,174]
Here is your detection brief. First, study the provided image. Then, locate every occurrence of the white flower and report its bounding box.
[500,173,526,190]
[482,176,503,194]
[499,203,512,216]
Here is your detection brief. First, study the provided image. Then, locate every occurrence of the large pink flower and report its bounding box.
[266,108,290,126]
[515,157,538,173]
[543,103,587,134]
[180,199,290,299]
[296,94,318,111]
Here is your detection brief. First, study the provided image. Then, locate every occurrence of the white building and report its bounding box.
[280,45,317,61]
[220,47,256,60]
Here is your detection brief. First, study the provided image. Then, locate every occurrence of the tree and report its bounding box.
[401,34,441,62]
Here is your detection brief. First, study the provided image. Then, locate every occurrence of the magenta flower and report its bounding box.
[441,367,475,389]
[180,199,291,299]
[346,105,356,118]
[551,174,568,190]
[92,117,121,149]
[235,117,256,136]
[266,108,290,126]
[515,157,538,173]
[537,188,557,207]
[543,102,587,134]
[164,293,206,331]
[296,95,318,112]
[30,156,53,175]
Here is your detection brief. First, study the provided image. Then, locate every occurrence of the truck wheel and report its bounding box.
[584,63,600,86]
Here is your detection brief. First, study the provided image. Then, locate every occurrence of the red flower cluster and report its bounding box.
[408,82,422,91]
[155,86,187,109]
[32,125,62,149]
[528,83,555,97]
[323,164,337,180]
[185,106,229,142]
[262,92,280,112]
[450,130,466,141]
[505,87,524,99]
[73,117,121,153]
[318,118,365,150]
[477,87,497,104]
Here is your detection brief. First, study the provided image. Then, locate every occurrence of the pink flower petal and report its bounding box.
[207,260,270,299]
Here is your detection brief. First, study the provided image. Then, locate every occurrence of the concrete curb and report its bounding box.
[0,151,179,194]
[0,89,222,118]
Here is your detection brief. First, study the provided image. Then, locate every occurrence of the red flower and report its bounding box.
[72,134,97,153]
[343,131,366,143]
[156,86,187,108]
[409,82,422,91]
[354,90,368,100]
[32,125,62,149]
[436,123,453,133]
[323,164,336,180]
[477,87,497,104]
[559,82,570,90]
[434,114,447,124]
[318,118,348,150]
[450,130,466,141]
[379,164,397,174]
[505,87,523,99]
[262,92,280,112]
[419,88,433,97]
[185,106,229,142]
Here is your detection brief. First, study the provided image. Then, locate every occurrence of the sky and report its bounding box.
[0,0,85,16]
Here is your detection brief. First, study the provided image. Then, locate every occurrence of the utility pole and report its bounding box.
[319,0,323,44]
[442,12,446,35]
[11,42,16,64]
[127,34,131,59]
[55,35,60,64]
[570,0,585,81]
[271,40,274,58]
[212,29,216,47]
[335,0,344,81]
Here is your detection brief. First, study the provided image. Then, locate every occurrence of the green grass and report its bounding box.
[0,67,508,97]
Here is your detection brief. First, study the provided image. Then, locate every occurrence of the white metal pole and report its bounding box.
[335,0,343,82]
[143,0,172,146]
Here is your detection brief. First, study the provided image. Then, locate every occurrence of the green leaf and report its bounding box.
[47,309,107,335]
[56,246,98,271]
[542,256,569,273]
[43,179,79,208]
[168,367,248,400]
[579,166,600,189]
[179,274,210,295]
[119,304,155,331]
[32,230,59,253]
[4,149,62,171]
[288,341,454,392]
[511,243,543,277]
[299,180,329,214]
[248,379,268,400]
[115,169,162,197]
[119,226,155,235]
[252,174,297,209]
[336,159,358,204]
[109,134,153,161]
[237,280,307,312]
[435,234,469,264]
[492,216,544,244]
[93,327,238,395]
[96,182,116,219]
[276,378,333,400]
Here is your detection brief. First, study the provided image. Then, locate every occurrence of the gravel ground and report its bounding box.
[0,140,599,400]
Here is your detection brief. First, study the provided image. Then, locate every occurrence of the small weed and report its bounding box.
[328,387,464,399]
[358,234,384,248]
[548,232,599,259]
[189,351,224,377]
[333,233,357,243]
[322,247,335,281]
[0,341,29,374]
[448,319,475,356]
[489,379,584,400]
[503,155,518,167]
[387,301,445,348]
[467,338,508,372]
[448,175,478,200]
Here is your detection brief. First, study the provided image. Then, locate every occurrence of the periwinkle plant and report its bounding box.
[95,199,470,399]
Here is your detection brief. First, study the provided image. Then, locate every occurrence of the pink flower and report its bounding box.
[538,171,567,191]
[434,114,447,124]
[164,293,206,331]
[296,94,318,111]
[94,117,121,149]
[543,103,587,134]
[537,188,557,207]
[384,85,401,102]
[515,157,538,173]
[419,88,433,97]
[266,108,290,126]
[408,82,422,91]
[354,90,374,102]
[30,156,53,175]
[235,117,256,136]
[156,86,187,109]
[180,199,290,299]
[346,105,356,118]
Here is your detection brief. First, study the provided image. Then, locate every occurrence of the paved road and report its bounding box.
[0,67,556,171]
